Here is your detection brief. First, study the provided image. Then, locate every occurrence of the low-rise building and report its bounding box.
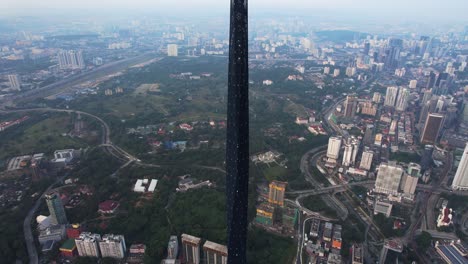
[255,203,275,226]
[374,200,393,217]
[60,239,77,257]
[98,200,120,214]
[435,241,468,264]
[127,244,146,263]
[38,225,66,244]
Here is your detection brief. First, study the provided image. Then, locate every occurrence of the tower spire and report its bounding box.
[226,0,249,263]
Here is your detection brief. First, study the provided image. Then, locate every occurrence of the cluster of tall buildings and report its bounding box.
[75,232,126,259]
[255,180,298,233]
[374,161,421,199]
[326,136,371,174]
[180,233,227,264]
[7,74,21,90]
[384,86,410,112]
[57,50,85,69]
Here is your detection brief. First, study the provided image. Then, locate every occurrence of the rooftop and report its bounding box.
[436,243,468,264]
[60,239,76,251]
[203,241,228,255]
[98,200,120,212]
[181,234,201,245]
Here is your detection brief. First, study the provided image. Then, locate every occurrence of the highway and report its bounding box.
[2,53,160,107]
[407,150,453,263]
[288,180,375,195]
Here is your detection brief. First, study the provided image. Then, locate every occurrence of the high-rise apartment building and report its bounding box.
[45,191,68,225]
[268,181,287,206]
[181,234,201,264]
[203,241,228,264]
[360,101,377,116]
[99,234,126,259]
[57,50,85,69]
[420,113,445,144]
[346,67,356,77]
[342,144,354,167]
[7,74,21,90]
[409,80,417,89]
[327,137,342,160]
[167,236,179,259]
[375,162,404,195]
[372,92,381,104]
[395,88,409,111]
[400,173,419,196]
[167,44,178,57]
[384,86,399,107]
[359,150,374,171]
[344,95,358,118]
[76,232,101,257]
[342,137,360,167]
[451,143,468,191]
[333,69,340,77]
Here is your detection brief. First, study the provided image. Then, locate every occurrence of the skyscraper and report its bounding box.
[426,71,436,89]
[421,145,434,172]
[76,232,101,257]
[342,137,360,166]
[226,1,249,262]
[99,234,126,259]
[374,162,404,195]
[359,150,374,171]
[409,80,417,89]
[203,241,228,264]
[327,137,342,160]
[181,234,201,264]
[386,38,403,68]
[342,144,354,166]
[384,86,399,107]
[167,44,178,57]
[395,88,410,112]
[45,191,68,225]
[268,181,287,206]
[421,89,433,107]
[363,42,370,55]
[451,143,468,191]
[7,74,21,90]
[344,95,358,117]
[418,96,438,130]
[420,113,445,144]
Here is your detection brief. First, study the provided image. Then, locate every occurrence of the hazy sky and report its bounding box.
[2,0,468,22]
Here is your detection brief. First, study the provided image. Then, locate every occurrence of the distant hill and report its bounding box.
[315,30,367,43]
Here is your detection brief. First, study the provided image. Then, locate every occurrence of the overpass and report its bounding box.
[288,180,375,195]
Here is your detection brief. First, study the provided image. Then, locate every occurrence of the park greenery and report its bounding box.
[0,56,364,263]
